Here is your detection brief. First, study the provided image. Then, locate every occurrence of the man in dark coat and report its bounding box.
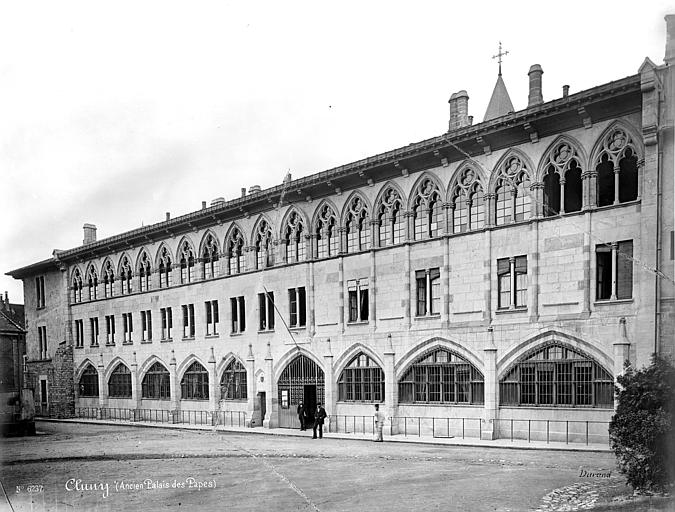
[297,401,307,431]
[312,402,327,439]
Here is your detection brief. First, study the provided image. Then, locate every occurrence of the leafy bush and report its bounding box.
[609,355,675,492]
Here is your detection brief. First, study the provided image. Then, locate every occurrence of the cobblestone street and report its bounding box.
[1,422,671,511]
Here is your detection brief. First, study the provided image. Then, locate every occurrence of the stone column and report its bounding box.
[484,193,495,227]
[613,318,631,411]
[384,334,397,434]
[369,250,377,331]
[323,339,335,427]
[169,350,178,414]
[559,178,566,214]
[531,183,544,218]
[339,227,347,254]
[370,219,380,249]
[482,328,498,440]
[404,211,414,242]
[245,344,256,427]
[208,348,218,418]
[588,171,598,208]
[529,222,539,322]
[613,166,620,205]
[131,352,140,418]
[404,243,411,329]
[308,261,316,337]
[263,342,276,428]
[443,202,451,235]
[197,258,205,280]
[97,353,107,414]
[582,212,592,314]
[441,236,450,327]
[338,257,345,333]
[610,242,619,300]
[483,229,493,323]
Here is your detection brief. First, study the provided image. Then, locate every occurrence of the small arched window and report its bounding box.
[158,247,172,288]
[103,261,115,298]
[86,266,98,301]
[108,363,132,398]
[451,167,485,233]
[79,364,99,397]
[338,353,384,402]
[201,234,220,279]
[316,204,338,258]
[412,177,443,239]
[283,211,306,263]
[399,348,484,404]
[345,196,371,253]
[142,362,170,400]
[227,228,246,275]
[221,359,247,400]
[377,187,404,247]
[500,343,614,407]
[179,241,195,284]
[138,252,152,292]
[181,362,209,400]
[595,127,639,207]
[543,142,583,216]
[71,268,83,303]
[120,256,133,294]
[254,219,274,269]
[494,155,532,225]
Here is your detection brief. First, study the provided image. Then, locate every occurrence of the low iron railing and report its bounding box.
[71,407,247,427]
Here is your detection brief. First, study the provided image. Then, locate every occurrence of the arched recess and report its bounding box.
[488,148,537,193]
[174,235,197,264]
[447,160,489,201]
[218,354,248,401]
[134,247,152,273]
[340,190,372,226]
[276,349,325,427]
[312,200,340,258]
[84,261,99,279]
[198,229,222,259]
[374,181,407,247]
[116,252,133,278]
[278,206,310,240]
[273,347,325,380]
[333,342,384,376]
[395,336,484,378]
[588,121,643,173]
[103,356,131,383]
[75,358,99,383]
[447,161,487,233]
[224,222,249,248]
[76,360,100,397]
[251,214,275,269]
[216,352,247,381]
[341,191,372,252]
[176,354,209,381]
[535,135,588,183]
[489,148,536,225]
[154,242,174,270]
[373,180,407,211]
[536,135,587,215]
[497,329,613,381]
[407,171,444,240]
[138,355,170,378]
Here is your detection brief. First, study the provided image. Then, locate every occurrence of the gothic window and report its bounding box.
[103,260,115,298]
[179,241,195,284]
[254,219,274,269]
[86,266,98,301]
[181,361,209,400]
[451,167,485,233]
[108,363,132,398]
[494,155,532,225]
[500,343,614,407]
[78,364,99,397]
[142,362,170,400]
[595,127,639,207]
[227,227,246,275]
[338,353,384,402]
[71,268,83,303]
[138,252,152,292]
[221,359,247,400]
[201,233,220,279]
[158,247,172,288]
[542,141,583,216]
[412,177,443,239]
[283,211,306,263]
[120,256,133,294]
[398,348,484,404]
[316,204,338,258]
[377,186,404,246]
[345,196,371,252]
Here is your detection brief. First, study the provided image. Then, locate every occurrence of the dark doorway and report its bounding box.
[258,392,266,424]
[304,385,317,427]
[277,354,325,428]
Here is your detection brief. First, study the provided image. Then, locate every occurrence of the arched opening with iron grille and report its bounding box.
[277,354,325,428]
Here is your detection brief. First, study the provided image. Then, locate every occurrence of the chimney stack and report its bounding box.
[249,185,261,194]
[448,90,470,131]
[666,15,675,64]
[241,187,247,198]
[83,223,97,245]
[4,291,8,303]
[202,201,207,209]
[562,85,569,98]
[527,64,544,107]
[166,212,171,221]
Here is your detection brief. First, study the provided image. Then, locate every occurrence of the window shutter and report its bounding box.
[515,256,527,274]
[616,240,633,299]
[497,258,510,275]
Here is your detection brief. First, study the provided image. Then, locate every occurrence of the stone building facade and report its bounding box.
[8,18,675,440]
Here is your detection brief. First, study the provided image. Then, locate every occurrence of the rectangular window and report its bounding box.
[74,319,84,348]
[258,291,275,331]
[596,240,633,301]
[497,256,527,309]
[122,313,133,343]
[37,326,47,359]
[205,300,219,335]
[90,317,99,347]
[182,304,195,338]
[415,268,440,316]
[288,287,307,328]
[231,296,246,333]
[35,276,46,308]
[105,315,115,345]
[347,279,369,322]
[160,307,173,340]
[141,310,152,341]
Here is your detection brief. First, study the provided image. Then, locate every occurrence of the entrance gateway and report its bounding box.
[277,355,324,428]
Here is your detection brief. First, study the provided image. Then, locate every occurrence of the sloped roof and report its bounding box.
[483,74,515,122]
[0,304,25,334]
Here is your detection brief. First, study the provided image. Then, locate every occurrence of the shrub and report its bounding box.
[609,355,675,492]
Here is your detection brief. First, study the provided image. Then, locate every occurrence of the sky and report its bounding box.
[1,1,672,304]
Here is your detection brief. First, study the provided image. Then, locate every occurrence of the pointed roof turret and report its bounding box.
[484,41,515,122]
[483,74,514,121]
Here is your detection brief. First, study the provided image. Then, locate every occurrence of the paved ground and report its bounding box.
[0,422,672,512]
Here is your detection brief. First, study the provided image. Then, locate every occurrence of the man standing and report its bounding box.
[297,401,307,431]
[374,404,385,442]
[313,402,327,439]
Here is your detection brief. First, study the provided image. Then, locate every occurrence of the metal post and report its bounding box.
[546,421,549,444]
[528,420,531,443]
[511,419,513,442]
[462,418,465,439]
[418,417,420,437]
[586,421,589,446]
[566,421,569,444]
